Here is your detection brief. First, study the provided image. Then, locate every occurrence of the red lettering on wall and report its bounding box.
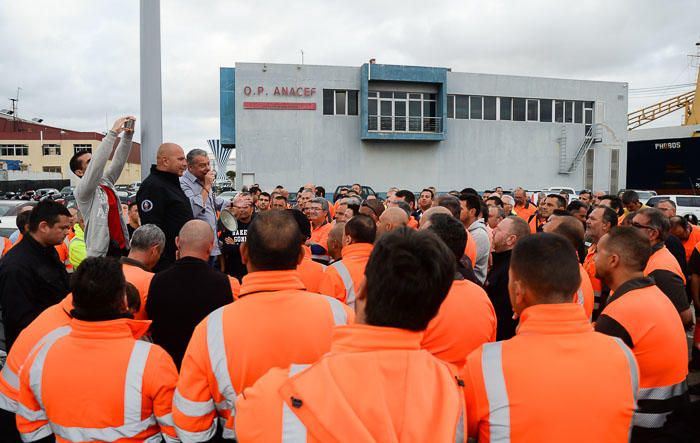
[243,86,252,96]
[243,102,317,110]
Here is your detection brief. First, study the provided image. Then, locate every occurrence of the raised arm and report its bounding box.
[104,117,135,185]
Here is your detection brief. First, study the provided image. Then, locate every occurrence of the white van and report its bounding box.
[646,195,700,219]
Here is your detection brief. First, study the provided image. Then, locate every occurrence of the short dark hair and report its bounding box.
[345,214,376,244]
[486,195,504,207]
[552,209,569,217]
[393,200,412,217]
[71,257,127,321]
[621,190,640,205]
[273,194,288,203]
[547,194,567,209]
[69,150,90,174]
[286,209,311,239]
[427,213,466,262]
[395,190,415,205]
[567,200,588,213]
[315,186,326,197]
[460,187,478,196]
[510,233,581,303]
[259,191,271,199]
[15,210,31,232]
[669,215,689,231]
[249,186,261,195]
[604,227,652,271]
[28,200,71,232]
[600,195,624,216]
[437,195,462,218]
[247,211,304,270]
[460,193,482,219]
[364,228,454,331]
[579,190,592,198]
[420,188,435,199]
[598,206,619,228]
[125,282,141,314]
[128,201,138,210]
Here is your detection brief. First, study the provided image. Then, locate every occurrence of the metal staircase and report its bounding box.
[558,124,601,174]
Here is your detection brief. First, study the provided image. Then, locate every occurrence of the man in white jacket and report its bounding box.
[71,116,134,258]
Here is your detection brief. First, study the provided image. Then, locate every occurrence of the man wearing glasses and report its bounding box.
[305,198,332,263]
[632,208,693,326]
[220,193,255,281]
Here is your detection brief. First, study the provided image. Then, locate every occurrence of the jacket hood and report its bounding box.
[278,326,462,442]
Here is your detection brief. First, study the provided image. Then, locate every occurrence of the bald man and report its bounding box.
[146,220,234,368]
[418,206,453,230]
[137,142,194,271]
[377,206,409,237]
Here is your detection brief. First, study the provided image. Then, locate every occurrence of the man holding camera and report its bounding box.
[71,116,135,258]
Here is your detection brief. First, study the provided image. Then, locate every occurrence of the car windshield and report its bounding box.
[0,202,18,217]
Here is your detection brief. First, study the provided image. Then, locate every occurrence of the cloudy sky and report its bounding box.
[0,0,698,151]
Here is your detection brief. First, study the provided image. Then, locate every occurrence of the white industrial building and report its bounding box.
[220,62,628,192]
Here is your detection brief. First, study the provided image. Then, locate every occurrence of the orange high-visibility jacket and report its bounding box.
[16,318,179,443]
[121,258,155,320]
[463,304,638,442]
[318,243,373,305]
[234,325,466,442]
[464,229,477,266]
[583,244,603,313]
[645,244,686,283]
[297,246,326,293]
[173,270,354,441]
[575,263,595,320]
[681,224,700,262]
[0,296,73,413]
[595,277,688,435]
[422,278,496,367]
[0,236,11,257]
[310,223,332,252]
[513,202,536,221]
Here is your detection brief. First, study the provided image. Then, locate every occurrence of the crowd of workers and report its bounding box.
[0,116,698,442]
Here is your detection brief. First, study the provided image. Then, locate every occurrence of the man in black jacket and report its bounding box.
[136,143,193,272]
[0,201,71,350]
[146,220,233,368]
[485,215,531,340]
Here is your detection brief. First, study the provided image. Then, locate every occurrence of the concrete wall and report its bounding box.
[229,62,628,193]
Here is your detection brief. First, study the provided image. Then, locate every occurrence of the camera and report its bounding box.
[124,119,135,130]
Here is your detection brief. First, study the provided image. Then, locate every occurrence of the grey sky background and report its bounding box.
[0,0,698,152]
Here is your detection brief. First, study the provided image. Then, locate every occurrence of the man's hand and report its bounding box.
[111,116,136,134]
[204,170,215,190]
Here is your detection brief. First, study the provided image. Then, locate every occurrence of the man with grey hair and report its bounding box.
[180,148,226,266]
[306,196,332,262]
[501,194,516,216]
[120,224,166,320]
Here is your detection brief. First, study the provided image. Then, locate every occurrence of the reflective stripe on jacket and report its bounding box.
[16,318,179,442]
[595,277,688,432]
[463,304,638,442]
[318,243,373,306]
[173,270,354,441]
[235,325,466,442]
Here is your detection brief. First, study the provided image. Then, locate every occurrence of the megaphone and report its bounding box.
[220,209,238,232]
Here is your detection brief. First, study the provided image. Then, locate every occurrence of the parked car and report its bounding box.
[128,181,141,192]
[647,195,700,218]
[0,201,36,238]
[60,186,75,197]
[217,191,237,201]
[32,188,61,201]
[333,185,377,202]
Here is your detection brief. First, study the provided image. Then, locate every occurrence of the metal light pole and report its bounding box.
[139,0,163,180]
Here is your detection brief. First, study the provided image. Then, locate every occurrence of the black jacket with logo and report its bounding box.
[136,166,193,272]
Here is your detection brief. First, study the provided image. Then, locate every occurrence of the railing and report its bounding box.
[627,91,694,130]
[368,116,443,133]
[559,124,601,174]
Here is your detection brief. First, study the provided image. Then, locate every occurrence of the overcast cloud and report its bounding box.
[0,0,698,151]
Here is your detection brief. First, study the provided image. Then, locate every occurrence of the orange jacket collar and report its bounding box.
[516,304,592,336]
[69,317,152,340]
[302,245,312,261]
[341,243,373,260]
[60,294,74,313]
[331,324,423,354]
[239,269,306,296]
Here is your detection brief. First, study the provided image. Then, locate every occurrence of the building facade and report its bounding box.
[0,114,141,186]
[220,62,628,193]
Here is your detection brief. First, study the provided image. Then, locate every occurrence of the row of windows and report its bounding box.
[447,95,594,124]
[323,89,359,116]
[0,143,93,157]
[42,166,62,173]
[0,144,29,156]
[368,91,440,132]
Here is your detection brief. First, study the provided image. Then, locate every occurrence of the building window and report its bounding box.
[73,144,92,154]
[484,96,497,120]
[470,96,483,120]
[565,101,574,123]
[323,89,358,116]
[554,100,564,122]
[368,91,441,133]
[0,144,29,156]
[513,98,526,121]
[447,95,455,118]
[42,144,62,156]
[43,166,62,174]
[574,101,584,124]
[500,97,512,121]
[540,99,552,122]
[455,95,469,119]
[526,99,539,121]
